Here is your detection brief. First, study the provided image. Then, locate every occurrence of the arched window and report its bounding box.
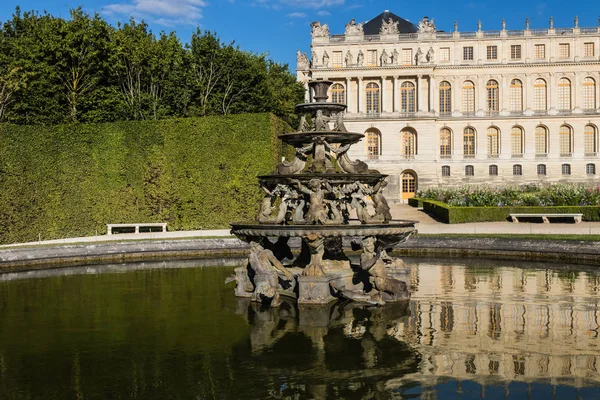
[535,126,548,155]
[562,164,571,175]
[462,81,475,115]
[487,126,500,157]
[401,82,416,113]
[465,165,474,176]
[513,164,522,176]
[583,77,597,110]
[558,78,572,111]
[442,165,451,176]
[489,165,498,176]
[463,127,476,157]
[439,81,452,114]
[584,125,597,154]
[330,83,345,104]
[486,80,499,112]
[510,79,523,112]
[366,82,380,114]
[537,164,547,176]
[401,129,417,158]
[559,125,572,155]
[586,163,596,175]
[440,128,452,158]
[534,79,547,111]
[365,129,381,159]
[511,126,524,157]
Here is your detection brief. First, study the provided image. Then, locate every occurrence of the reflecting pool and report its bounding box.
[1,258,600,399]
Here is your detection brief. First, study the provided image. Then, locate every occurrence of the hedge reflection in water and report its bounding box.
[0,258,600,399]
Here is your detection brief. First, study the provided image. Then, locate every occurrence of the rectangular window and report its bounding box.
[584,42,595,57]
[332,51,342,68]
[559,43,570,58]
[440,47,450,62]
[402,48,412,65]
[487,46,498,60]
[535,44,545,59]
[463,47,474,61]
[367,50,377,66]
[511,45,521,60]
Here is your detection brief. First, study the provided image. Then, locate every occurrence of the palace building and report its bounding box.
[297,11,600,202]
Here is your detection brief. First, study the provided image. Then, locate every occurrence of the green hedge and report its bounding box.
[408,198,423,208]
[422,199,600,224]
[0,113,289,244]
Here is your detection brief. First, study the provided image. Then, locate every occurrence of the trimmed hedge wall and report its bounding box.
[408,198,423,208]
[422,199,600,224]
[0,113,289,244]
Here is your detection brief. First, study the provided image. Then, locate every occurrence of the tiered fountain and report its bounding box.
[229,80,417,306]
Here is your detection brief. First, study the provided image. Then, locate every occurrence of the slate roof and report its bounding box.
[362,10,418,35]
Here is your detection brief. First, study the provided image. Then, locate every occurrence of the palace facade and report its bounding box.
[297,11,600,202]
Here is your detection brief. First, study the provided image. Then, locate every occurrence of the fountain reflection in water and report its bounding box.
[1,260,600,398]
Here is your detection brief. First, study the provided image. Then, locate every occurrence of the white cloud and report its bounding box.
[287,12,307,18]
[316,10,330,16]
[254,0,344,10]
[103,0,207,26]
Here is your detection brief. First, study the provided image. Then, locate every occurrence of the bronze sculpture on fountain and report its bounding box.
[229,80,417,306]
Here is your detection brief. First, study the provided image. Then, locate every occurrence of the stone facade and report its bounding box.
[297,13,600,202]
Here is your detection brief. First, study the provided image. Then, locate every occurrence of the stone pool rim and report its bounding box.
[0,236,599,272]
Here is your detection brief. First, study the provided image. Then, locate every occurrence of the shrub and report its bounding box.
[0,113,288,244]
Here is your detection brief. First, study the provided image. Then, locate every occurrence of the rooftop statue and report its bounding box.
[296,50,310,70]
[380,18,400,35]
[417,16,436,33]
[345,18,364,36]
[310,21,330,38]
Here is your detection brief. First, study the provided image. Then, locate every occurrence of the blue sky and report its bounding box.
[1,1,599,68]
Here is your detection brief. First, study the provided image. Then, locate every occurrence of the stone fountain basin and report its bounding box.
[229,221,417,239]
[295,102,347,115]
[258,173,387,185]
[279,131,364,146]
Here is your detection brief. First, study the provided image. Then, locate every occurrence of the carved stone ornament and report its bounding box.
[310,21,330,38]
[380,18,400,35]
[345,18,364,36]
[322,51,330,67]
[297,50,310,70]
[426,47,435,63]
[344,50,353,66]
[417,16,436,33]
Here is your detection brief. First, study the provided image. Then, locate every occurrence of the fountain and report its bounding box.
[229,80,417,306]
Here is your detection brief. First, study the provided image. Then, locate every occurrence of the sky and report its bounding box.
[1,1,599,68]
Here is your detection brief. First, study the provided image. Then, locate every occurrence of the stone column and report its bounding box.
[393,76,400,112]
[417,75,424,112]
[429,75,436,113]
[346,77,352,113]
[453,76,461,115]
[573,73,582,113]
[477,76,486,115]
[358,77,363,114]
[500,74,509,115]
[548,73,556,114]
[381,76,387,113]
[524,73,533,114]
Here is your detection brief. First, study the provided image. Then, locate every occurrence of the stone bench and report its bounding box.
[509,213,583,224]
[106,223,167,235]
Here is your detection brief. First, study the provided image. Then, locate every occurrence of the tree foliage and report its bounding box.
[0,7,304,125]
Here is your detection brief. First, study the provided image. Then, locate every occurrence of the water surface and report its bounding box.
[1,258,599,399]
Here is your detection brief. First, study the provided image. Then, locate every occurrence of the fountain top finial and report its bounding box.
[309,80,333,102]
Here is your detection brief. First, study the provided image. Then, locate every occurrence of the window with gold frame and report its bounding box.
[330,83,345,104]
[559,125,572,155]
[367,50,377,66]
[583,77,596,110]
[511,126,524,156]
[463,127,476,156]
[534,44,545,59]
[534,79,547,111]
[487,127,500,157]
[486,80,499,112]
[584,125,597,154]
[584,42,595,57]
[535,126,548,155]
[365,82,380,114]
[439,81,451,113]
[332,51,342,68]
[510,79,523,112]
[440,128,452,157]
[558,78,571,110]
[462,81,475,114]
[365,129,381,159]
[559,43,570,58]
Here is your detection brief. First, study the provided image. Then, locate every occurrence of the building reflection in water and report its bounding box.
[386,260,600,397]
